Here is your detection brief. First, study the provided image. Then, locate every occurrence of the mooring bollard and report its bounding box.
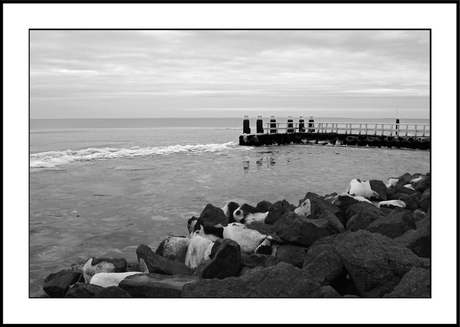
[270,115,277,134]
[299,116,305,132]
[243,115,251,134]
[396,119,400,136]
[256,115,264,134]
[287,116,294,133]
[308,116,315,132]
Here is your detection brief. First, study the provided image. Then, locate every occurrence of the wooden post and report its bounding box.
[287,116,294,133]
[243,115,251,134]
[256,115,264,134]
[299,116,305,132]
[270,116,277,134]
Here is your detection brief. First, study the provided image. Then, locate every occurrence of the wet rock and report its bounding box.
[82,257,127,283]
[241,252,277,269]
[346,211,382,232]
[302,248,345,286]
[182,262,322,298]
[155,235,189,263]
[272,212,331,247]
[198,203,228,230]
[320,285,342,298]
[136,244,194,275]
[418,188,431,212]
[367,209,416,239]
[195,239,241,279]
[412,175,430,193]
[274,244,308,268]
[335,230,422,297]
[383,267,430,297]
[265,199,296,225]
[395,227,430,258]
[118,273,201,297]
[416,209,430,230]
[297,192,345,224]
[65,282,131,297]
[400,193,420,211]
[43,270,82,298]
[345,202,384,222]
[368,179,388,201]
[256,200,272,212]
[89,271,145,287]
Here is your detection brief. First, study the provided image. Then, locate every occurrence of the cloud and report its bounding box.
[30,30,430,118]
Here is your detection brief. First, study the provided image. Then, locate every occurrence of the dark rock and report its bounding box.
[367,209,416,239]
[43,270,82,298]
[318,210,345,234]
[388,192,410,200]
[400,193,420,211]
[323,192,338,204]
[65,282,131,298]
[272,212,331,247]
[182,262,322,298]
[416,209,430,230]
[256,200,272,212]
[335,230,422,297]
[241,252,277,269]
[302,248,345,286]
[265,199,296,225]
[136,244,194,275]
[369,179,388,201]
[82,257,128,283]
[412,175,430,193]
[331,195,360,213]
[118,273,201,297]
[391,185,420,197]
[245,221,283,243]
[418,188,431,212]
[345,202,384,222]
[395,227,430,258]
[394,173,413,187]
[70,260,86,272]
[346,211,382,232]
[195,239,241,279]
[320,285,342,298]
[383,267,430,297]
[420,257,431,270]
[297,192,345,224]
[274,244,308,268]
[155,235,189,263]
[127,263,141,272]
[198,203,228,230]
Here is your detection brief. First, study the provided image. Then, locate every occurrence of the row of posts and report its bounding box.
[243,116,401,135]
[243,115,315,134]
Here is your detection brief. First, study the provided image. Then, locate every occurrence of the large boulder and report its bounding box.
[256,200,272,212]
[416,209,430,230]
[297,192,345,224]
[274,244,308,268]
[302,245,345,286]
[368,180,388,201]
[241,252,277,269]
[195,239,241,279]
[198,203,228,229]
[155,235,189,263]
[43,270,82,298]
[346,211,383,232]
[367,209,416,239]
[82,257,127,283]
[136,244,194,275]
[318,210,345,234]
[65,282,131,297]
[383,267,430,297]
[334,230,423,297]
[345,202,384,223]
[395,227,430,258]
[399,193,420,211]
[118,273,201,297]
[265,199,296,225]
[418,188,431,212]
[272,212,332,247]
[412,175,431,193]
[182,262,322,298]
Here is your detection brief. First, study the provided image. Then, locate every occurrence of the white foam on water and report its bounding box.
[30,142,246,169]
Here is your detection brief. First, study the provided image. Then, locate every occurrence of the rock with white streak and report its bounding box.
[89,271,145,288]
[82,257,128,283]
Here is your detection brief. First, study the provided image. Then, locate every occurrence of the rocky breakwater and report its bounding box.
[35,172,431,298]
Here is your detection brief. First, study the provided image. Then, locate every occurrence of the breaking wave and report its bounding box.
[30,142,246,169]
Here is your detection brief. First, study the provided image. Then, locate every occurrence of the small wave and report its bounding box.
[30,142,242,169]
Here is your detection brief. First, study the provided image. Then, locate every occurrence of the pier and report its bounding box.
[239,116,430,150]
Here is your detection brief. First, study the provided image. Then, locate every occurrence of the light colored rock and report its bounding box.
[90,272,145,288]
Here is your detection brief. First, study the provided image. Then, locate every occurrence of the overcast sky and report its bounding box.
[30,30,430,119]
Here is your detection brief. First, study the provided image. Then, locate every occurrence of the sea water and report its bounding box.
[29,117,430,294]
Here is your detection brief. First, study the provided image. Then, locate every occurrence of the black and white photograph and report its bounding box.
[3,3,458,325]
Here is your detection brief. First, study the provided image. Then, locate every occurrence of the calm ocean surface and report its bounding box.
[29,117,430,294]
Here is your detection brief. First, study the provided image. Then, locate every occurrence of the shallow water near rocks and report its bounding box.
[29,118,430,294]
